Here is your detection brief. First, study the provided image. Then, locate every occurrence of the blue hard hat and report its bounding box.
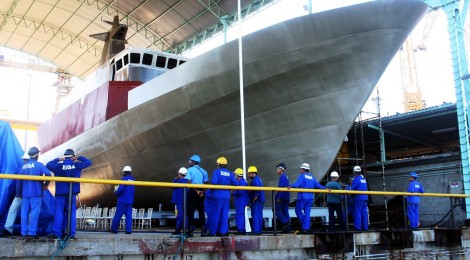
[64,149,75,157]
[410,172,418,178]
[189,154,201,163]
[28,147,40,157]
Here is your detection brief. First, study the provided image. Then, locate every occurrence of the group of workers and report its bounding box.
[1,149,425,239]
[171,155,426,236]
[0,147,92,239]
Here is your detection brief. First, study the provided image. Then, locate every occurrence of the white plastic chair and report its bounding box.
[141,208,153,229]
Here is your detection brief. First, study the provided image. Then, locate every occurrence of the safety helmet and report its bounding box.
[179,167,187,175]
[21,152,29,160]
[189,154,201,163]
[276,163,286,171]
[123,166,132,172]
[300,163,310,170]
[234,168,244,176]
[28,147,40,157]
[409,171,418,179]
[216,157,228,165]
[353,166,362,173]
[64,148,75,158]
[248,166,258,173]
[330,171,339,178]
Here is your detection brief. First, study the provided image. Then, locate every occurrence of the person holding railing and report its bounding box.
[171,167,187,235]
[326,171,345,231]
[46,148,92,239]
[18,147,52,239]
[275,163,290,233]
[248,166,264,235]
[184,154,208,237]
[208,157,238,236]
[232,168,249,235]
[2,152,29,236]
[406,172,424,230]
[288,163,328,235]
[109,166,135,234]
[351,166,368,231]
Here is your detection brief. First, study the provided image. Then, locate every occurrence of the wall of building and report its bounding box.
[366,157,465,227]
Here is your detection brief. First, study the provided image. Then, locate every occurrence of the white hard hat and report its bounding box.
[330,171,339,178]
[178,167,187,175]
[353,166,361,172]
[123,166,132,172]
[300,163,310,170]
[21,152,29,159]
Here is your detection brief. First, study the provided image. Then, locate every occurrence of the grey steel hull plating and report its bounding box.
[40,0,428,208]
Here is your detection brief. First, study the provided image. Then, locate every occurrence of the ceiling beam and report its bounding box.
[171,0,279,54]
[79,0,172,50]
[0,0,19,32]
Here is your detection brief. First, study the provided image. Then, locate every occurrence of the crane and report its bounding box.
[399,37,426,112]
[399,10,439,113]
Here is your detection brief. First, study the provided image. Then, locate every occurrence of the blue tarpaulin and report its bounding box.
[0,120,24,231]
[0,120,54,235]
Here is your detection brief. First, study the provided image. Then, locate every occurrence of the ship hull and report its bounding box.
[40,0,428,208]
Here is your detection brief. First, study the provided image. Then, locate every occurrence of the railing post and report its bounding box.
[66,182,73,237]
[403,196,407,229]
[272,190,277,236]
[344,199,349,231]
[450,197,455,228]
[183,187,187,236]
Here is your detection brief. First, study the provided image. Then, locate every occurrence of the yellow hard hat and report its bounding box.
[234,168,244,176]
[216,157,228,165]
[248,166,258,173]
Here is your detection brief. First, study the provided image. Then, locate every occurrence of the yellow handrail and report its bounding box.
[0,173,468,198]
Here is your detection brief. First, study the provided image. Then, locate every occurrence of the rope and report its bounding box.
[49,236,71,260]
[170,233,186,260]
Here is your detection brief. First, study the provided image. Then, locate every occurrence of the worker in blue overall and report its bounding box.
[18,147,51,238]
[3,152,29,236]
[344,175,355,223]
[248,166,265,235]
[232,168,249,235]
[275,163,290,233]
[110,166,135,234]
[171,167,187,235]
[351,166,369,231]
[289,163,327,234]
[46,148,92,239]
[407,171,424,229]
[203,188,214,236]
[184,154,208,237]
[209,157,238,236]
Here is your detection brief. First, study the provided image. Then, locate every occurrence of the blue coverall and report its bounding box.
[248,175,265,235]
[276,173,290,228]
[46,156,92,238]
[18,159,51,237]
[209,167,238,235]
[204,189,214,235]
[407,179,424,229]
[351,175,369,231]
[111,175,135,233]
[171,178,187,233]
[232,177,249,233]
[290,172,325,232]
[344,184,354,219]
